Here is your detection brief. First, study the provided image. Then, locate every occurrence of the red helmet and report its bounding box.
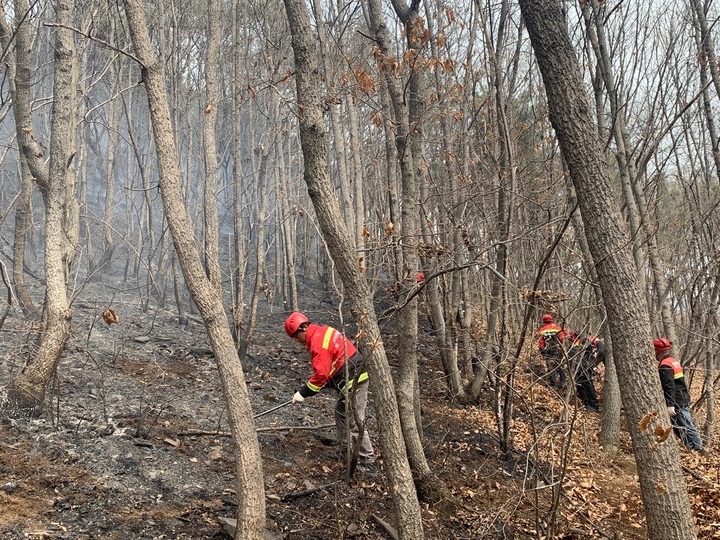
[542,314,553,324]
[285,312,308,337]
[653,338,672,351]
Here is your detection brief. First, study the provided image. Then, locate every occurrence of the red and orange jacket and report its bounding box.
[538,323,564,351]
[658,355,691,408]
[298,324,364,398]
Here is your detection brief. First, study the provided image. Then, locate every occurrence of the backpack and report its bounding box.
[542,331,561,353]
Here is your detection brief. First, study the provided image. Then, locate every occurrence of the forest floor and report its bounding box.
[0,276,719,539]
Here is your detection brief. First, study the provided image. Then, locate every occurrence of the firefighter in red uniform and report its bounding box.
[284,312,375,468]
[538,314,566,387]
[654,338,704,452]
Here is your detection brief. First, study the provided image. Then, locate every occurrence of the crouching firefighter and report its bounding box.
[284,312,376,469]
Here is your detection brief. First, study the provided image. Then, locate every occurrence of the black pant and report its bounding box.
[575,369,598,410]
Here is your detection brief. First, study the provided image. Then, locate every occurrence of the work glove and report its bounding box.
[667,406,676,417]
[292,391,305,404]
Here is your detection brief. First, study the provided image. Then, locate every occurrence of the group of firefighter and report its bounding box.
[537,314,605,413]
[273,309,704,478]
[537,313,705,453]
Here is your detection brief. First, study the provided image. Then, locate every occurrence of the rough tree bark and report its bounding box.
[281,0,424,536]
[517,0,697,538]
[363,0,453,506]
[4,0,79,417]
[122,1,266,538]
[0,0,37,317]
[231,0,247,342]
[203,0,222,294]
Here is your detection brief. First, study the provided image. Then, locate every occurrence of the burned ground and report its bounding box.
[0,287,718,539]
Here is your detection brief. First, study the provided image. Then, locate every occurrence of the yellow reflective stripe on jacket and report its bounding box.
[306,381,322,393]
[322,327,334,349]
[341,371,369,393]
[660,357,684,379]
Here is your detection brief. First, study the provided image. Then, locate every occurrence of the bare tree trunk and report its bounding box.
[98,68,120,271]
[0,0,37,317]
[311,0,355,240]
[346,98,365,254]
[11,153,35,316]
[172,252,187,325]
[691,0,720,99]
[277,134,298,311]
[471,0,514,399]
[518,1,697,538]
[703,313,715,443]
[380,84,400,275]
[582,0,678,344]
[415,0,467,399]
[237,142,271,364]
[5,0,78,416]
[122,2,266,538]
[564,171,623,451]
[282,0,424,535]
[203,0,222,294]
[231,0,247,342]
[691,1,720,447]
[580,0,647,298]
[363,0,454,504]
[598,334,623,453]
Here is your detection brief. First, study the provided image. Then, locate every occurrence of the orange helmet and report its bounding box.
[653,338,672,351]
[542,314,553,324]
[285,312,309,337]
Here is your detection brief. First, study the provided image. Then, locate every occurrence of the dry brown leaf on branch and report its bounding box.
[102,309,119,325]
[638,411,658,432]
[654,425,673,444]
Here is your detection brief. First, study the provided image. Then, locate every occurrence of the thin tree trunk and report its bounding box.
[582,0,679,345]
[703,312,715,442]
[203,0,222,294]
[691,0,720,100]
[0,0,37,317]
[471,0,514,400]
[231,0,247,342]
[416,0,466,399]
[98,68,120,271]
[311,0,355,240]
[238,143,271,364]
[122,3,266,538]
[346,99,365,254]
[364,0,454,503]
[282,0,424,535]
[277,134,298,311]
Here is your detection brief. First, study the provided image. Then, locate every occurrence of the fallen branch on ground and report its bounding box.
[176,423,335,437]
[373,515,399,540]
[282,481,340,501]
